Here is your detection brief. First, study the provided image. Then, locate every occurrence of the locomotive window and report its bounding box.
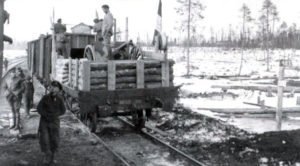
[70,48,85,59]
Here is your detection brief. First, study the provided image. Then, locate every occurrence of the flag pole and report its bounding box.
[0,0,4,86]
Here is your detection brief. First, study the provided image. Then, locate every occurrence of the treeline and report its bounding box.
[164,0,300,49]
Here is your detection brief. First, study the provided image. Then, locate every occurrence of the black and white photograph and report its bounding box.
[0,0,300,165]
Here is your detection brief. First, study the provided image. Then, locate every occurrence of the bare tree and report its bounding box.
[175,0,205,76]
[238,3,253,76]
[260,0,275,71]
[271,5,279,35]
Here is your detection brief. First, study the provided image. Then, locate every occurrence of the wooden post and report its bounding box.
[136,60,144,89]
[276,60,285,131]
[107,61,116,90]
[80,59,90,91]
[113,18,117,44]
[75,59,79,90]
[125,17,128,42]
[68,57,72,86]
[161,60,170,87]
[155,36,159,53]
[39,37,45,78]
[0,0,4,84]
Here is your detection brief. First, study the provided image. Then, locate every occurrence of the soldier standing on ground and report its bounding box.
[37,81,66,165]
[3,67,25,130]
[23,75,34,118]
[101,4,114,59]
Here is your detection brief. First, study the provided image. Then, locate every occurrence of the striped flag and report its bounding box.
[152,0,162,49]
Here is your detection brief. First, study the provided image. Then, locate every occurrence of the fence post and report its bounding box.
[75,59,79,90]
[136,60,144,89]
[81,59,90,91]
[68,57,72,86]
[276,60,285,131]
[107,61,116,90]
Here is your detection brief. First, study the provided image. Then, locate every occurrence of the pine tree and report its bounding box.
[238,3,253,76]
[175,0,205,76]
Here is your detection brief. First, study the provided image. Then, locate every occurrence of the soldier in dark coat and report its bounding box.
[4,67,25,130]
[23,75,34,117]
[37,81,66,165]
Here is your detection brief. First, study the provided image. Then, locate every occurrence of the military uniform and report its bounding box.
[4,74,25,129]
[54,22,67,58]
[37,93,66,161]
[102,11,114,59]
[23,78,34,116]
[94,20,103,41]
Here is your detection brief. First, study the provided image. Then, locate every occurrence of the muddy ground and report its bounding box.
[147,104,300,165]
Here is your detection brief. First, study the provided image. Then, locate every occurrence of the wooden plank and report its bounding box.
[80,59,91,91]
[30,43,35,75]
[243,102,275,109]
[136,60,144,89]
[197,107,300,114]
[68,58,72,86]
[107,61,116,90]
[39,37,44,78]
[161,61,170,87]
[75,59,79,89]
[212,85,300,93]
[143,51,165,60]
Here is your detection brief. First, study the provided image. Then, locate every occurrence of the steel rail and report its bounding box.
[118,117,207,166]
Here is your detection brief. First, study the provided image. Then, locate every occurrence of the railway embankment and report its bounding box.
[0,62,124,166]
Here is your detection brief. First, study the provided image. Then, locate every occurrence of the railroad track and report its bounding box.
[1,57,27,79]
[1,57,27,88]
[96,117,207,166]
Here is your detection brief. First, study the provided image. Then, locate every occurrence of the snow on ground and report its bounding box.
[4,50,26,60]
[169,47,300,133]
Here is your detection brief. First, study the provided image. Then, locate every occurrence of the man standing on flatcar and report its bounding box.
[93,18,103,41]
[54,18,67,58]
[4,67,25,130]
[101,4,114,59]
[37,81,66,165]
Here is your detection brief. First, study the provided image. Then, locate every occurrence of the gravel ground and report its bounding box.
[0,63,124,166]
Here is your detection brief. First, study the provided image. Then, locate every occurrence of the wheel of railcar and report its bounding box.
[86,112,97,133]
[84,45,95,61]
[84,45,104,62]
[132,109,146,130]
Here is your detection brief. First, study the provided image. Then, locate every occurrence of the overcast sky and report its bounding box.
[4,0,300,42]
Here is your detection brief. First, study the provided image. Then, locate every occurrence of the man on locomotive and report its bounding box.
[37,81,66,165]
[101,4,114,59]
[4,67,25,130]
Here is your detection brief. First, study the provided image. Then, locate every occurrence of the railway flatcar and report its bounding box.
[27,22,179,132]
